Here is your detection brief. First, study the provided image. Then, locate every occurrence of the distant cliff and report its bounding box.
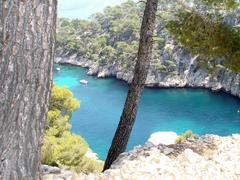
[56,46,240,98]
[55,1,240,98]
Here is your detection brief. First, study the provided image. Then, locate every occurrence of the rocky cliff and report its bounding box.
[42,133,240,180]
[55,40,240,98]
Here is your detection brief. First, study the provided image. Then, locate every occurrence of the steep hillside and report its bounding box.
[55,0,240,98]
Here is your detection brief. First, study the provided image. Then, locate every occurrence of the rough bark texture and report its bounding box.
[103,0,158,171]
[0,0,57,179]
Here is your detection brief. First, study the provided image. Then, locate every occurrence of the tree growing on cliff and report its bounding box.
[167,0,240,72]
[0,0,57,179]
[103,0,159,171]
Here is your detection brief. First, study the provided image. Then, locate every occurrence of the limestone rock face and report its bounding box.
[97,69,111,78]
[56,46,240,98]
[42,134,240,180]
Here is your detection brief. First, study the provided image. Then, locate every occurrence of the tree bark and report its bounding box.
[103,0,158,171]
[0,0,57,179]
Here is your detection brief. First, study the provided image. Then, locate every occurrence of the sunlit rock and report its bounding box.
[147,131,178,146]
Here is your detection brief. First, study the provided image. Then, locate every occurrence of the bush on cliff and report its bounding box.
[176,130,198,144]
[41,85,103,173]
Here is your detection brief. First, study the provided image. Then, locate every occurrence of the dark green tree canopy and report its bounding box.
[166,0,240,72]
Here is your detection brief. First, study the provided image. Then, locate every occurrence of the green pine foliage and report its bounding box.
[155,63,167,72]
[41,86,103,173]
[166,1,240,72]
[201,0,239,9]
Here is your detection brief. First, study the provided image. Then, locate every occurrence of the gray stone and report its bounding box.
[163,147,174,155]
[41,165,61,174]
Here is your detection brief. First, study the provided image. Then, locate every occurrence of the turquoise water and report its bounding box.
[54,64,240,160]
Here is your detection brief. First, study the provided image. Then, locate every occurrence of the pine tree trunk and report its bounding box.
[103,0,158,171]
[0,0,57,179]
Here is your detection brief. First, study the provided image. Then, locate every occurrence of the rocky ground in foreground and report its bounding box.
[42,133,240,180]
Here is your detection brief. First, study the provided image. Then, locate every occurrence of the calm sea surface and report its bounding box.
[54,64,240,160]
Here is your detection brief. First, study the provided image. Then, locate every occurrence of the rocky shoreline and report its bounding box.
[55,8,240,99]
[42,132,240,180]
[55,54,240,99]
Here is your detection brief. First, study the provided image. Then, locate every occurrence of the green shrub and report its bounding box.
[41,85,103,173]
[165,60,176,68]
[175,136,186,144]
[155,63,167,72]
[49,86,80,113]
[153,37,165,47]
[175,130,198,144]
[74,157,104,174]
[170,71,178,76]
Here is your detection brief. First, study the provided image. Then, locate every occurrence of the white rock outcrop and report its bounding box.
[147,131,178,146]
[42,133,240,180]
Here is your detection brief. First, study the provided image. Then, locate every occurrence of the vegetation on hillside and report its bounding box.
[56,0,240,73]
[167,0,240,72]
[41,86,103,173]
[56,0,142,70]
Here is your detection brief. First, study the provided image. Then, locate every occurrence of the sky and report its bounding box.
[58,0,134,19]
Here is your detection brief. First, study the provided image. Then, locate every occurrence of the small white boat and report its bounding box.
[56,67,61,71]
[80,79,88,85]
